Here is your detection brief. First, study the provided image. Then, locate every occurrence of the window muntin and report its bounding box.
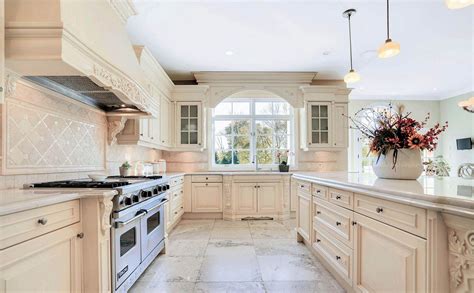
[212,99,293,168]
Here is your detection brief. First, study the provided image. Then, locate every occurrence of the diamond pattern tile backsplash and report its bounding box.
[4,80,107,174]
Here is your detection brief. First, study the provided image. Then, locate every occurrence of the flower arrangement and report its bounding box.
[276,150,292,172]
[348,104,448,168]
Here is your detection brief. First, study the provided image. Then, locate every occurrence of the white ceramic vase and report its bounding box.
[372,149,423,180]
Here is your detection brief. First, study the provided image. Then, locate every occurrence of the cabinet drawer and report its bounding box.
[0,200,81,250]
[170,176,184,188]
[171,189,184,210]
[354,193,427,238]
[192,175,223,183]
[312,184,329,200]
[313,228,353,285]
[172,203,184,221]
[297,180,311,195]
[328,188,353,209]
[313,198,354,248]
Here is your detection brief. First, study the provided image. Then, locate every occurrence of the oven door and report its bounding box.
[140,198,167,261]
[113,210,145,289]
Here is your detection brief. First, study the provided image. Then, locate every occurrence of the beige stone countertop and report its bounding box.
[162,171,293,176]
[0,188,117,216]
[293,172,474,217]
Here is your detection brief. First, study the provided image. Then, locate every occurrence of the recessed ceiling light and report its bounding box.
[121,104,126,107]
[433,88,437,91]
[225,50,234,56]
[322,51,331,56]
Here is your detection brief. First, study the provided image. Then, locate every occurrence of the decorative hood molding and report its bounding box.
[4,0,159,117]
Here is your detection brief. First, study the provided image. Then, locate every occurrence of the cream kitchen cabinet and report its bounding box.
[233,181,281,216]
[257,183,279,213]
[165,175,185,233]
[117,117,160,149]
[234,182,258,214]
[160,96,172,147]
[296,181,312,242]
[176,102,203,150]
[191,182,223,213]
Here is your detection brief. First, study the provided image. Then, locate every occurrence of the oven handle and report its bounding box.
[114,210,147,228]
[145,198,169,214]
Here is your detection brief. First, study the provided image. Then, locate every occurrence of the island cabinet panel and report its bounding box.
[354,193,427,238]
[353,213,426,293]
[234,183,258,214]
[257,183,279,213]
[191,182,223,213]
[297,191,311,242]
[0,223,83,293]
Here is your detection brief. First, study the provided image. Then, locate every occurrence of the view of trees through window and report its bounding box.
[212,99,292,167]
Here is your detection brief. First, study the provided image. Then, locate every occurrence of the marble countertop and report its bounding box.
[163,171,292,176]
[0,188,117,216]
[293,172,474,217]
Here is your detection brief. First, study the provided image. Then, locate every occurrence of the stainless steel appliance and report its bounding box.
[27,175,170,292]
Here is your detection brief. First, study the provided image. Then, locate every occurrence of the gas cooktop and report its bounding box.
[29,180,131,189]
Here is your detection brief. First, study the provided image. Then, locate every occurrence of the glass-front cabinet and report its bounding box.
[177,102,202,148]
[307,102,332,147]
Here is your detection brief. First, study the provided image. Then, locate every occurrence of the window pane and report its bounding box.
[257,136,272,149]
[320,106,328,117]
[257,150,273,164]
[232,120,250,135]
[232,102,250,115]
[274,135,288,149]
[273,102,289,115]
[234,150,250,164]
[311,105,319,118]
[181,106,188,117]
[189,105,198,117]
[214,102,232,116]
[255,102,272,115]
[312,132,320,144]
[274,120,289,135]
[234,136,250,149]
[312,119,319,131]
[189,119,198,131]
[215,150,232,164]
[190,132,198,144]
[320,118,328,131]
[321,132,329,143]
[215,136,231,150]
[181,119,189,131]
[256,120,273,135]
[215,120,232,135]
[181,132,189,144]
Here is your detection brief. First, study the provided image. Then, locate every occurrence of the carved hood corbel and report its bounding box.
[107,116,128,145]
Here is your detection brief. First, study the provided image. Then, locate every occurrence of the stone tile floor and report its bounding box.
[130,219,345,293]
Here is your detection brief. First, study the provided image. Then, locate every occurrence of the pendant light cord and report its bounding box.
[386,0,390,40]
[348,14,354,71]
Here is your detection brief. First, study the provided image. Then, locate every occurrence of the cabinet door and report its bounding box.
[353,213,426,293]
[307,102,332,147]
[0,223,83,292]
[192,183,223,212]
[139,118,151,142]
[297,192,311,241]
[258,182,279,213]
[332,103,348,148]
[177,102,202,148]
[234,182,258,214]
[160,97,170,146]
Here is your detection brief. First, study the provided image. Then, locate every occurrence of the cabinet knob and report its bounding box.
[37,218,48,225]
[376,207,384,213]
[300,185,304,188]
[198,143,202,146]
[335,195,341,200]
[336,221,341,226]
[336,256,341,260]
[316,239,321,243]
[140,134,143,136]
[77,232,84,239]
[205,183,208,186]
[316,211,321,215]
[316,190,321,194]
[206,177,208,180]
[352,221,357,226]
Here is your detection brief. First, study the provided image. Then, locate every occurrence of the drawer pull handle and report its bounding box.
[376,207,384,213]
[316,211,321,215]
[300,185,304,188]
[336,256,341,260]
[335,195,341,200]
[316,190,321,194]
[37,218,48,225]
[336,221,341,226]
[352,221,357,226]
[77,233,84,239]
[316,239,321,243]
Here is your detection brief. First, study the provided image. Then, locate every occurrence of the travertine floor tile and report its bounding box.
[142,256,203,282]
[194,281,265,293]
[210,227,252,240]
[205,239,255,256]
[167,240,208,257]
[199,254,261,282]
[257,255,325,281]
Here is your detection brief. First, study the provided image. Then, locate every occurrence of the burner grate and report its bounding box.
[31,180,131,188]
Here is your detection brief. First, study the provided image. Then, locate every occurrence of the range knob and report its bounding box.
[124,197,132,206]
[165,184,170,190]
[153,187,159,195]
[132,195,140,203]
[146,191,153,197]
[158,185,164,192]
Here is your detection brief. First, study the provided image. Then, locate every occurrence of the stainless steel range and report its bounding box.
[27,175,170,292]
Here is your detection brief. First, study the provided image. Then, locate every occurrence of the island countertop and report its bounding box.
[292,172,474,218]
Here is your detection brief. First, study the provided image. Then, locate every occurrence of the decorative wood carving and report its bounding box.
[4,71,19,100]
[99,197,114,234]
[107,116,128,145]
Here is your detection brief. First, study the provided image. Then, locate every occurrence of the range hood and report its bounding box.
[4,0,158,117]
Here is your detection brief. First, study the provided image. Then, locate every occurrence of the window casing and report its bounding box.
[211,98,294,169]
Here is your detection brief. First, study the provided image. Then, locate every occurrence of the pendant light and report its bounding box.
[343,9,360,84]
[378,0,400,59]
[445,0,472,9]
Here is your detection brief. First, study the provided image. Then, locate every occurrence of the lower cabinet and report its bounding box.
[191,183,223,212]
[353,213,426,293]
[0,223,83,292]
[257,183,279,213]
[234,182,258,214]
[233,182,281,216]
[297,191,311,241]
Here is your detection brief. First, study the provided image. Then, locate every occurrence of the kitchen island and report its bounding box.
[292,172,473,293]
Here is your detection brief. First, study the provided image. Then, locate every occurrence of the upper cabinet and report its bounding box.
[177,102,202,148]
[299,86,351,150]
[160,96,173,147]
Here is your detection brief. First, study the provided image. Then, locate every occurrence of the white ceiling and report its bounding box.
[127,0,473,100]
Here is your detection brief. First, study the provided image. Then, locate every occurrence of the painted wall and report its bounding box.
[0,80,161,189]
[439,92,474,176]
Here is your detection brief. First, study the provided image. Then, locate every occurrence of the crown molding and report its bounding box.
[108,0,137,24]
[194,71,317,84]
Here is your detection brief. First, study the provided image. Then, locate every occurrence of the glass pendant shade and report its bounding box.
[344,69,361,83]
[378,39,400,58]
[445,0,472,9]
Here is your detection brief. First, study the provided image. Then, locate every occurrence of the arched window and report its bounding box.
[211,97,294,169]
